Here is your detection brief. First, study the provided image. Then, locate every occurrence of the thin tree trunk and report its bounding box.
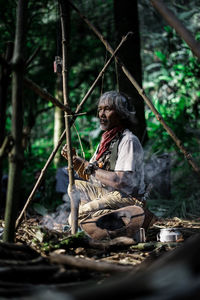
[53,76,64,167]
[59,0,78,234]
[114,0,147,143]
[151,0,200,60]
[3,0,27,242]
[0,42,13,209]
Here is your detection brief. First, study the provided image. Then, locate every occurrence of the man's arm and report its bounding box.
[93,168,132,191]
[73,156,89,180]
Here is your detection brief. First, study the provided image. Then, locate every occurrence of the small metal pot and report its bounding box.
[157,228,182,242]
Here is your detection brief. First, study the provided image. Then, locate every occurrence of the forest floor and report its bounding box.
[0,215,200,298]
[1,214,200,265]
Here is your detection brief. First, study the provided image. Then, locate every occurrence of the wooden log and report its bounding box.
[88,236,137,251]
[49,253,134,273]
[130,241,181,251]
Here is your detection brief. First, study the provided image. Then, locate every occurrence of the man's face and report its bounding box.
[98,101,122,131]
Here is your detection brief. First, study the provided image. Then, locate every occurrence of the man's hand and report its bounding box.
[61,144,90,180]
[61,144,76,160]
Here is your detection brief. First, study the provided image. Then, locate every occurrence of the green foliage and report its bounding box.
[143,14,200,217]
[36,230,86,254]
[144,32,200,155]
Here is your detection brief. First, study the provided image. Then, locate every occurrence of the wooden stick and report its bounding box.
[0,136,14,158]
[151,0,200,60]
[25,46,41,67]
[69,0,200,177]
[49,253,133,273]
[59,0,78,234]
[15,33,130,229]
[24,77,71,113]
[0,55,71,113]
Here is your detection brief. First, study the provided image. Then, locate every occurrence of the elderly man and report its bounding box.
[62,91,155,240]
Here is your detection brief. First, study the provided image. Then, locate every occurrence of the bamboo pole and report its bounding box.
[59,0,78,234]
[151,0,200,60]
[3,0,28,242]
[15,33,130,229]
[68,0,200,177]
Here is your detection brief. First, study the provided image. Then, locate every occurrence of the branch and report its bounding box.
[151,0,200,60]
[25,46,41,67]
[24,77,71,113]
[49,253,134,273]
[0,136,14,158]
[0,54,71,113]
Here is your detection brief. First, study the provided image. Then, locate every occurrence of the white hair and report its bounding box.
[98,91,136,127]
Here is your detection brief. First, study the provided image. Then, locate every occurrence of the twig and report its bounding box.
[25,46,41,67]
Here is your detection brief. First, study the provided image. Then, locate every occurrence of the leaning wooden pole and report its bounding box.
[0,55,71,113]
[3,0,27,242]
[68,0,200,178]
[59,0,78,234]
[15,34,130,229]
[151,0,200,60]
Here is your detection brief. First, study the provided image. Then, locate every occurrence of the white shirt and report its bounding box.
[90,129,145,195]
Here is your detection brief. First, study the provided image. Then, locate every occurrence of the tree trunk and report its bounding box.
[114,0,147,143]
[0,42,13,209]
[53,76,64,167]
[3,0,27,242]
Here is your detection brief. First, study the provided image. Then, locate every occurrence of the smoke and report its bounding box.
[144,152,171,199]
[40,194,71,231]
[40,185,81,232]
